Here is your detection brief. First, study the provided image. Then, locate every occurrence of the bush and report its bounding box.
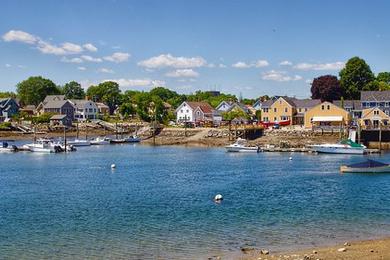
[32,113,55,124]
[0,122,12,130]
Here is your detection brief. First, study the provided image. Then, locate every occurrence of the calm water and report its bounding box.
[1,144,390,259]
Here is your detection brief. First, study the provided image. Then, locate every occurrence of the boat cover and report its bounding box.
[340,139,364,148]
[347,159,389,168]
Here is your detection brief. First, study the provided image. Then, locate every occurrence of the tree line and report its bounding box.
[311,56,390,101]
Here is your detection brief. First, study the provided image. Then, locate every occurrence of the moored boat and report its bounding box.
[24,139,61,153]
[340,159,390,173]
[225,138,259,153]
[0,142,18,152]
[67,139,91,147]
[308,139,366,154]
[90,137,111,145]
[125,135,141,143]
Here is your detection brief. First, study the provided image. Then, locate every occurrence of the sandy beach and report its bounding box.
[237,237,390,260]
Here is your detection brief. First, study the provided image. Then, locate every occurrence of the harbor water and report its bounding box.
[1,144,390,259]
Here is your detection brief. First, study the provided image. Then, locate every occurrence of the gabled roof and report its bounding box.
[361,91,390,101]
[216,100,233,110]
[260,99,274,108]
[333,100,362,110]
[70,99,96,109]
[43,100,71,109]
[227,102,250,113]
[292,99,321,108]
[43,95,65,103]
[281,96,297,107]
[361,107,389,119]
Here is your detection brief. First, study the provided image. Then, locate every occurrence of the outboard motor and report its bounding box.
[11,145,18,152]
[54,145,63,153]
[2,142,8,148]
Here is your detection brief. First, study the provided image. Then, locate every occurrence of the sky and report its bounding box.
[0,0,389,99]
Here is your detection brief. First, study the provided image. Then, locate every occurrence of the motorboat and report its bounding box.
[125,135,141,143]
[340,159,390,173]
[90,137,111,145]
[23,139,61,153]
[0,142,18,152]
[67,139,91,147]
[308,139,366,154]
[225,138,259,153]
[110,138,127,144]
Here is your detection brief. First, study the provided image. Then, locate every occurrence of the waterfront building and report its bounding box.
[304,101,351,129]
[359,107,390,129]
[0,98,19,121]
[333,100,362,119]
[361,91,390,115]
[70,99,99,121]
[96,102,110,115]
[37,99,75,123]
[175,101,216,124]
[215,101,233,112]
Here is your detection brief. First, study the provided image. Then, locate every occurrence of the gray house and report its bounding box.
[361,91,390,116]
[0,98,19,121]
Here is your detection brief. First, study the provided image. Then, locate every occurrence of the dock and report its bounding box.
[260,147,381,154]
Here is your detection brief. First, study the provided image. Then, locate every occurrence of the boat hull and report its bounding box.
[340,165,390,173]
[309,146,364,154]
[225,146,259,153]
[67,140,91,146]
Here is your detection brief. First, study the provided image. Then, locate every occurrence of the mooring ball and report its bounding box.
[111,164,116,169]
[214,194,223,201]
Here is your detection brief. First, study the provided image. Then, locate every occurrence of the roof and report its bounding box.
[186,101,214,111]
[333,100,362,110]
[50,114,67,120]
[281,96,296,107]
[261,99,274,108]
[70,99,96,109]
[43,95,65,103]
[96,102,109,108]
[347,159,388,168]
[361,91,390,101]
[43,100,70,109]
[292,99,321,108]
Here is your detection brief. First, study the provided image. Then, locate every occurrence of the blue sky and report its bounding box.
[0,0,389,99]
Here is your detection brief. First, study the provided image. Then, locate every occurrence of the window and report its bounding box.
[285,108,288,113]
[274,117,277,121]
[274,108,277,112]
[321,105,325,110]
[327,105,330,110]
[305,108,308,112]
[362,102,367,108]
[369,102,376,107]
[374,110,379,115]
[386,110,389,115]
[386,102,389,107]
[298,108,301,113]
[263,117,269,122]
[180,109,183,113]
[197,111,200,116]
[263,108,268,113]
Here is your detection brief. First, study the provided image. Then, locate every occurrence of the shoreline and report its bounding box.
[236,236,390,260]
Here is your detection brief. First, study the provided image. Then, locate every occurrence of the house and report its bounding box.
[361,91,390,116]
[359,107,390,129]
[37,99,75,124]
[175,101,216,124]
[36,95,66,114]
[19,105,36,116]
[50,114,72,127]
[0,98,19,121]
[304,102,351,129]
[70,99,99,121]
[96,102,109,115]
[333,100,362,119]
[216,101,233,112]
[260,97,320,126]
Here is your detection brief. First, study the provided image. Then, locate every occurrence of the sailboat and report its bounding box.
[68,122,91,146]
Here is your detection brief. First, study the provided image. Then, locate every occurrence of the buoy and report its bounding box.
[289,157,292,160]
[111,164,116,169]
[214,194,223,201]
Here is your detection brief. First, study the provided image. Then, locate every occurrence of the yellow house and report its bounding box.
[261,97,296,125]
[359,107,390,129]
[304,101,351,129]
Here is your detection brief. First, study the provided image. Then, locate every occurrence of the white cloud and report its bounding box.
[280,60,292,66]
[5,64,11,68]
[2,30,38,44]
[17,65,26,69]
[254,59,269,67]
[81,55,102,62]
[61,57,83,63]
[37,40,68,55]
[103,78,165,88]
[262,70,303,82]
[83,43,97,52]
[103,52,130,63]
[61,42,83,54]
[219,63,227,68]
[232,61,252,68]
[98,68,114,74]
[294,62,345,71]
[138,53,207,69]
[305,79,312,84]
[78,66,86,71]
[165,69,199,78]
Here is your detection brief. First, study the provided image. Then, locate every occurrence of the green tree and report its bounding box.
[0,91,17,99]
[16,76,61,106]
[339,57,375,99]
[118,102,136,118]
[377,72,390,84]
[62,81,85,99]
[86,81,121,114]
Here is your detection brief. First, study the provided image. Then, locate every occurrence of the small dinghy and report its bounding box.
[340,159,390,173]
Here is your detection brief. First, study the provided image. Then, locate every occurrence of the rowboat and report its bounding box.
[340,159,390,173]
[225,138,259,153]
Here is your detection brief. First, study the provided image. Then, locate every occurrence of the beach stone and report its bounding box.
[312,250,317,254]
[370,249,374,253]
[240,247,255,254]
[261,249,270,255]
[343,242,351,246]
[337,247,347,252]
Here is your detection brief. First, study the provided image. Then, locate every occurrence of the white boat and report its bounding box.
[125,135,141,143]
[24,139,61,153]
[225,138,259,153]
[67,139,91,147]
[308,139,366,154]
[90,137,111,145]
[0,142,17,152]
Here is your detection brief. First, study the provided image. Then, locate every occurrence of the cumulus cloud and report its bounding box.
[81,55,102,62]
[103,52,130,63]
[262,70,303,82]
[232,61,252,69]
[294,62,345,71]
[103,78,165,88]
[165,69,199,78]
[138,54,207,69]
[5,64,11,68]
[2,30,38,44]
[83,43,98,52]
[254,60,269,67]
[61,57,84,63]
[280,60,292,66]
[98,68,114,74]
[78,66,86,71]
[2,29,97,56]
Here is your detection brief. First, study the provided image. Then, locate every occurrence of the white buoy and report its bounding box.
[111,164,116,169]
[214,194,223,201]
[289,157,293,160]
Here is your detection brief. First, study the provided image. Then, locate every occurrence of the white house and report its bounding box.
[70,99,99,121]
[215,101,233,112]
[175,101,215,123]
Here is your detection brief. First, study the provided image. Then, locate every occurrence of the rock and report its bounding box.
[337,247,347,252]
[343,242,351,246]
[370,249,374,253]
[260,249,270,255]
[312,250,317,254]
[240,247,255,254]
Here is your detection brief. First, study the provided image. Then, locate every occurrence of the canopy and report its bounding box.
[347,159,388,168]
[312,116,343,122]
